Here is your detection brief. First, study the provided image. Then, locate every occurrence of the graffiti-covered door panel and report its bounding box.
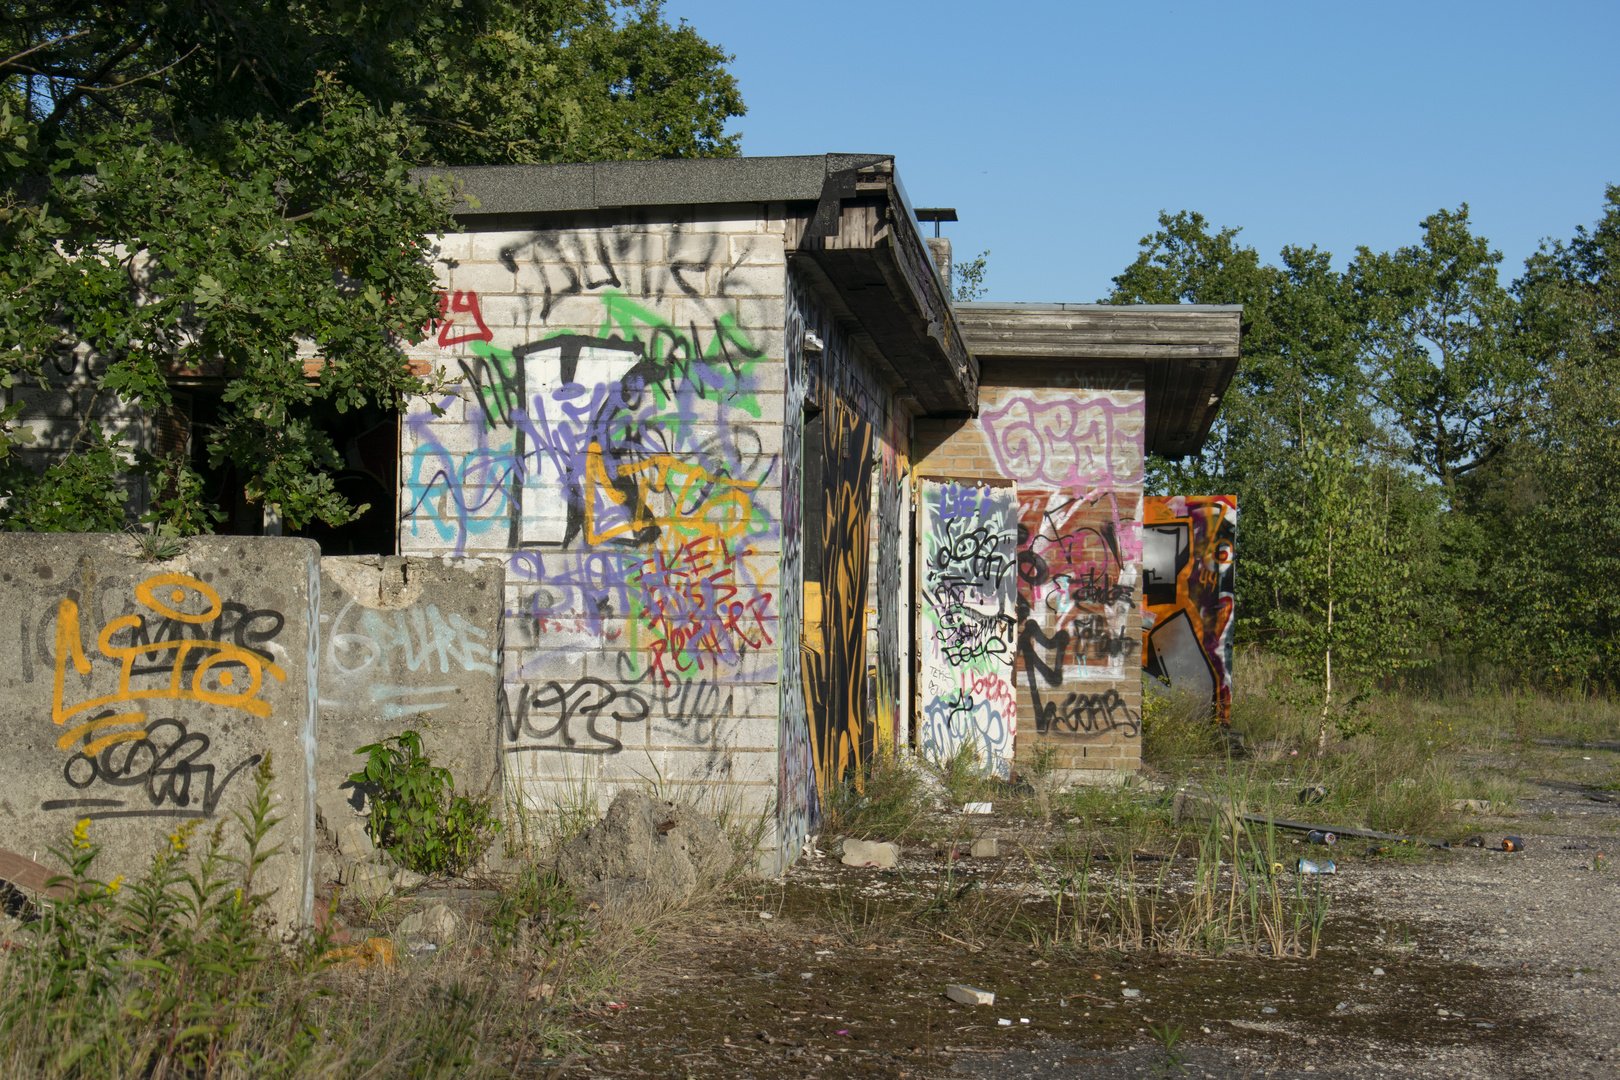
[1142,495,1236,720]
[916,477,1018,777]
[805,401,875,793]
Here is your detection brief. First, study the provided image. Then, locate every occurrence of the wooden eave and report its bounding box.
[785,166,977,414]
[955,304,1242,458]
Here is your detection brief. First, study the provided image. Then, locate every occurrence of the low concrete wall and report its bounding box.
[0,535,320,930]
[317,555,503,823]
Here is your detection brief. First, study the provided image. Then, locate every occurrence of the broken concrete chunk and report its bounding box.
[347,862,394,902]
[399,902,462,943]
[340,819,376,860]
[946,984,995,1006]
[841,839,900,868]
[970,838,999,858]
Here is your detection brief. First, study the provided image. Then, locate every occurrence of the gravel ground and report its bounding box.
[574,772,1620,1080]
[951,777,1620,1080]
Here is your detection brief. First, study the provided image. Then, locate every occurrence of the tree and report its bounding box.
[1255,429,1424,751]
[1496,186,1620,689]
[0,0,745,534]
[1348,206,1532,495]
[954,249,989,301]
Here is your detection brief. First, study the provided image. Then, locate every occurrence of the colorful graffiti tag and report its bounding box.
[977,386,1146,745]
[1142,495,1237,721]
[402,239,781,770]
[916,477,1018,777]
[47,573,277,819]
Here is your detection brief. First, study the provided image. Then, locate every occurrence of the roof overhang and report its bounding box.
[954,303,1242,458]
[414,154,976,413]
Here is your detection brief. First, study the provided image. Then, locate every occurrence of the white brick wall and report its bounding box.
[402,210,790,861]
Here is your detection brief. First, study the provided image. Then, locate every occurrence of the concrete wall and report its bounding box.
[913,360,1146,779]
[401,207,790,860]
[317,555,504,821]
[0,535,319,928]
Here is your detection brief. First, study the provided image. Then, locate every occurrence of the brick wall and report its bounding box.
[400,206,790,857]
[913,360,1145,778]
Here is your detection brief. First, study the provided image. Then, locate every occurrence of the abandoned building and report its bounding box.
[7,153,1241,882]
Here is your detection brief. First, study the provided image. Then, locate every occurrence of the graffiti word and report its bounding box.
[1031,687,1141,737]
[980,393,1144,489]
[632,537,774,686]
[53,574,287,757]
[503,676,651,755]
[46,718,262,821]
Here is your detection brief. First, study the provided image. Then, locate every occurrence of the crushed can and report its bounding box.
[1501,836,1525,852]
[1297,858,1337,874]
[1306,830,1338,846]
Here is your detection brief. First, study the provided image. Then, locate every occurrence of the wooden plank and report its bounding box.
[956,342,1239,360]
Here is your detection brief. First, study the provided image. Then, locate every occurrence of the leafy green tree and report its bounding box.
[1495,186,1620,688]
[0,0,745,534]
[1255,430,1424,749]
[954,249,989,301]
[1348,206,1532,495]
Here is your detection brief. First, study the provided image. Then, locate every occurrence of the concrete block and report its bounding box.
[0,534,320,931]
[840,838,899,868]
[319,556,504,817]
[970,838,999,858]
[946,984,995,1006]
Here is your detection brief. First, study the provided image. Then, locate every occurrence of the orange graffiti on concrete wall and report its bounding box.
[53,574,287,756]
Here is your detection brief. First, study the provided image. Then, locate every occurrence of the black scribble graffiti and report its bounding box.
[502,676,651,755]
[1033,688,1141,737]
[932,595,1015,665]
[929,517,1015,599]
[1016,606,1139,737]
[49,718,263,820]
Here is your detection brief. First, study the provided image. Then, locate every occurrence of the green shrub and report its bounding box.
[349,730,499,877]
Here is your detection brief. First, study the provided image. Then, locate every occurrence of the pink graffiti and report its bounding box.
[980,395,1143,489]
[968,669,1017,716]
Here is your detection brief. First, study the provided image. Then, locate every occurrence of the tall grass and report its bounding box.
[0,757,580,1079]
[1032,783,1330,959]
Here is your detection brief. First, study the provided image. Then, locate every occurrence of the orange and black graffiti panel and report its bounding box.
[803,401,875,794]
[1141,495,1236,721]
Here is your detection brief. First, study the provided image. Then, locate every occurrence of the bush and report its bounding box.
[349,730,499,877]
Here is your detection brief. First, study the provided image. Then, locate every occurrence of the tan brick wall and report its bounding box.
[913,360,1146,775]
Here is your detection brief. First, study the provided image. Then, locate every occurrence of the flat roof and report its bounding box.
[416,153,893,216]
[957,303,1244,313]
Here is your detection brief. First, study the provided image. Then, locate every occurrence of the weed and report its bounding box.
[819,752,933,843]
[349,729,499,876]
[1148,1021,1188,1078]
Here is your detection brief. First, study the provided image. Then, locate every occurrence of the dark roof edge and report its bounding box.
[412,154,894,217]
[955,302,1244,313]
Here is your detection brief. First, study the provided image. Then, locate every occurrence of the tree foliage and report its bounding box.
[0,0,744,533]
[1108,190,1620,694]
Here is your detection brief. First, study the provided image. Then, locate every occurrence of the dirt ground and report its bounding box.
[559,763,1620,1080]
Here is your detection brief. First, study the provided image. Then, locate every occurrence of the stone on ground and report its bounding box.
[557,791,730,912]
[841,838,900,868]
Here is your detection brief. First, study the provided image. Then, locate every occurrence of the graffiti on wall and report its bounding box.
[45,574,275,819]
[321,597,498,718]
[805,400,875,793]
[977,388,1146,744]
[1142,495,1236,721]
[916,477,1018,777]
[777,278,814,868]
[403,231,781,766]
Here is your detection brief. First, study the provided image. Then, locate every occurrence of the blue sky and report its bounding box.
[671,0,1620,304]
